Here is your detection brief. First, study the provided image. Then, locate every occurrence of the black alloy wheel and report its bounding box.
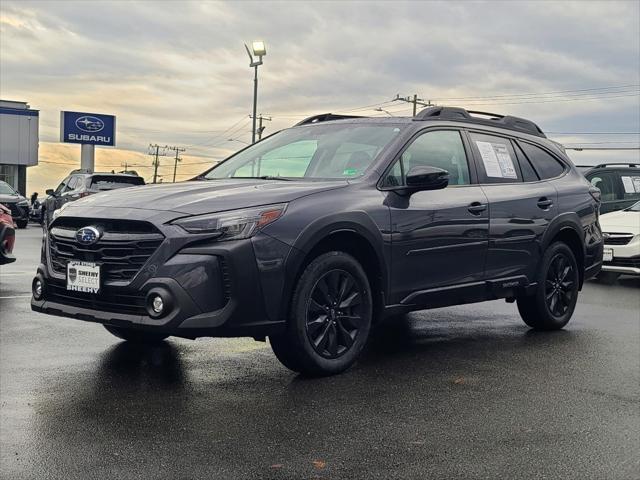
[517,241,579,331]
[305,269,363,359]
[544,252,577,317]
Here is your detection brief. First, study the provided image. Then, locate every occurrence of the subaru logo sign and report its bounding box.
[75,226,101,245]
[75,116,104,133]
[61,111,115,146]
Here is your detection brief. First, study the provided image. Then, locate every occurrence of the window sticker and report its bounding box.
[621,176,635,193]
[475,141,517,179]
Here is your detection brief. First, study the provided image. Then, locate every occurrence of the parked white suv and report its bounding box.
[598,201,640,283]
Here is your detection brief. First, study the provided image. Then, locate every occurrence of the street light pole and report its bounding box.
[252,64,258,144]
[245,41,266,144]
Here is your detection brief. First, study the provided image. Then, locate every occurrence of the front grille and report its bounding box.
[604,232,634,246]
[46,282,147,315]
[48,218,164,283]
[604,256,640,268]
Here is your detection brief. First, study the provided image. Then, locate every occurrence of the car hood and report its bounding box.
[67,179,349,215]
[599,209,640,234]
[0,194,26,204]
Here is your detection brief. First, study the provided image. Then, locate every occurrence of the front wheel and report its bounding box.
[270,251,373,376]
[16,220,27,229]
[103,325,168,343]
[517,242,580,331]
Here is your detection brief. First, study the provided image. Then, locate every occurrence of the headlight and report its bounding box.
[17,200,29,207]
[172,203,287,240]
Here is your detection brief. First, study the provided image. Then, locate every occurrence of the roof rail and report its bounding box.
[414,106,546,138]
[593,162,638,168]
[294,113,364,126]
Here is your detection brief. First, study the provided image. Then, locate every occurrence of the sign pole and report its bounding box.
[80,144,95,172]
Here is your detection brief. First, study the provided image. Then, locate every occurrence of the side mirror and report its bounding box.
[404,166,449,193]
[46,189,56,196]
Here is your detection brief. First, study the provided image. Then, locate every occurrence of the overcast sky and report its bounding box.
[1,0,639,191]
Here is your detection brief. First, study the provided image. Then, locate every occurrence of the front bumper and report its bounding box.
[31,217,293,338]
[602,237,640,276]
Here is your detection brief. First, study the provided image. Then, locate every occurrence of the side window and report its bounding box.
[519,142,566,179]
[66,176,78,192]
[620,174,640,200]
[588,172,621,202]
[513,142,540,182]
[469,132,522,184]
[384,130,470,187]
[54,176,70,195]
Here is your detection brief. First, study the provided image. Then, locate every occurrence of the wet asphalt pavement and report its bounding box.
[1,227,639,480]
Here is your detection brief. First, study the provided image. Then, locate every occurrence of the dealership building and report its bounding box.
[0,100,39,195]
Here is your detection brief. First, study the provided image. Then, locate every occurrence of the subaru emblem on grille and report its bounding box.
[75,226,101,245]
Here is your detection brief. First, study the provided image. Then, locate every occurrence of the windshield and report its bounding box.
[204,123,404,180]
[628,201,640,212]
[0,181,17,195]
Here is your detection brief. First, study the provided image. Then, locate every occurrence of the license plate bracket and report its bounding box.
[67,261,101,294]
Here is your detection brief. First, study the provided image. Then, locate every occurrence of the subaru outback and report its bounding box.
[32,107,604,376]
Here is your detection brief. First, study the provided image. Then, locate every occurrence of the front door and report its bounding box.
[383,129,489,304]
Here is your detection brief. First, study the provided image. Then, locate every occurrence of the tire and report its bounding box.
[16,220,27,229]
[103,325,168,343]
[517,242,580,331]
[596,272,620,285]
[269,251,373,376]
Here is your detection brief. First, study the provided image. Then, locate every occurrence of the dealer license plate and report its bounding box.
[603,248,613,262]
[67,261,101,294]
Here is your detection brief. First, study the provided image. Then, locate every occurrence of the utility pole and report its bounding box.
[394,94,434,116]
[148,144,167,184]
[255,114,272,141]
[167,146,186,183]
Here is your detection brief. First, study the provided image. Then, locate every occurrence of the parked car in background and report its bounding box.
[0,180,29,229]
[43,170,145,224]
[0,203,16,265]
[597,200,640,283]
[32,107,603,376]
[579,163,640,214]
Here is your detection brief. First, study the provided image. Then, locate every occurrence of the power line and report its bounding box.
[431,84,640,101]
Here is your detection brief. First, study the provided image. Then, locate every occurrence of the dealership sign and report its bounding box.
[60,111,116,146]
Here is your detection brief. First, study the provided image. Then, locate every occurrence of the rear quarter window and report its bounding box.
[519,142,566,179]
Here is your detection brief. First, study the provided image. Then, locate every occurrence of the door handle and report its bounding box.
[467,202,487,215]
[537,197,553,209]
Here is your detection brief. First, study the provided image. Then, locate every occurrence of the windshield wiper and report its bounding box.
[233,176,294,181]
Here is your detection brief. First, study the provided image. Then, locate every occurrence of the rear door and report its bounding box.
[383,128,489,302]
[468,131,559,283]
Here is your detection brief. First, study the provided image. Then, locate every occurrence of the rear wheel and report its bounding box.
[270,251,372,376]
[517,242,579,331]
[103,325,168,343]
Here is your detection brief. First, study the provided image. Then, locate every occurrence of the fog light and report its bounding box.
[151,295,164,314]
[32,277,44,300]
[145,288,172,319]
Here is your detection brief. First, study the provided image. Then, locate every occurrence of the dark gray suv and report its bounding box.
[32,107,604,376]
